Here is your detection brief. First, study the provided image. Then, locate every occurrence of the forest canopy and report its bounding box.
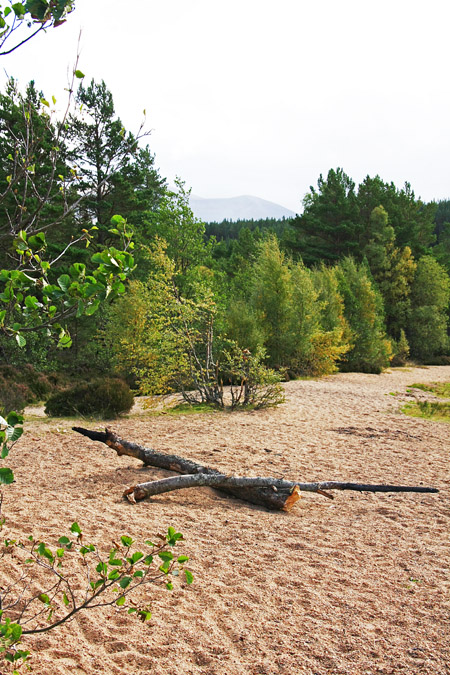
[0,79,449,414]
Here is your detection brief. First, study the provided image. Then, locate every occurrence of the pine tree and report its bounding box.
[290,168,361,265]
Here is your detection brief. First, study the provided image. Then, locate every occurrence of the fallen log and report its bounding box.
[73,427,439,512]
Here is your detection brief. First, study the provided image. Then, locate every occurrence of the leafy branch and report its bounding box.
[0,522,193,670]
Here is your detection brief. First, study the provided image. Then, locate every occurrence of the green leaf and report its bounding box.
[108,569,120,580]
[158,551,173,563]
[57,274,70,292]
[6,426,23,442]
[167,527,183,545]
[130,551,144,564]
[0,468,14,485]
[24,295,39,309]
[70,522,82,535]
[133,570,143,578]
[12,3,26,18]
[110,214,125,226]
[10,623,22,641]
[6,412,23,426]
[96,562,108,575]
[1,444,9,460]
[79,544,95,555]
[166,582,173,590]
[116,595,126,607]
[40,99,50,107]
[58,536,70,546]
[37,543,54,562]
[177,555,189,563]
[120,535,133,547]
[62,592,69,607]
[15,334,26,348]
[38,593,50,604]
[119,576,132,589]
[184,569,194,585]
[74,70,85,79]
[84,299,100,316]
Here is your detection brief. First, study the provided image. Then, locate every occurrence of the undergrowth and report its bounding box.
[401,400,450,423]
[407,382,450,398]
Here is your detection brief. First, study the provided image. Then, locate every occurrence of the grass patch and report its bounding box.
[157,402,220,416]
[407,382,450,398]
[401,400,450,423]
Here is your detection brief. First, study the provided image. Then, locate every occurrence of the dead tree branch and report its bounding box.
[72,427,439,512]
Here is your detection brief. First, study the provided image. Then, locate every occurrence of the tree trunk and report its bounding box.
[72,427,438,512]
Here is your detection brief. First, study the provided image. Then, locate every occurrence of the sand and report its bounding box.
[2,366,449,675]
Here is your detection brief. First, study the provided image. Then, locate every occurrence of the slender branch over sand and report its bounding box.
[73,427,439,512]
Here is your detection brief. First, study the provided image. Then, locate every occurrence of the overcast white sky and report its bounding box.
[2,0,450,213]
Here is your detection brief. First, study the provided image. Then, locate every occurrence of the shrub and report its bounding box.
[224,346,285,410]
[390,329,410,367]
[45,378,134,419]
[0,380,32,414]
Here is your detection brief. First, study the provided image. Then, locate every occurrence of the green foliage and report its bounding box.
[103,241,188,396]
[402,400,450,423]
[223,346,285,410]
[407,256,450,361]
[44,378,134,418]
[68,80,164,254]
[407,381,450,397]
[0,411,23,483]
[357,175,436,258]
[224,299,265,355]
[0,523,191,669]
[0,1,74,56]
[148,178,214,285]
[290,168,361,265]
[250,237,349,375]
[336,258,392,373]
[390,329,410,367]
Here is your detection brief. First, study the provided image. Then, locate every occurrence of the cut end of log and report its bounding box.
[123,485,147,503]
[123,486,137,504]
[282,485,301,512]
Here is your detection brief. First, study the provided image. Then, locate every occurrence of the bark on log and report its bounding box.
[72,427,439,512]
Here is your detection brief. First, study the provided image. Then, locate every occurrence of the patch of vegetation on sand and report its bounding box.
[407,382,450,398]
[141,401,221,417]
[402,400,450,423]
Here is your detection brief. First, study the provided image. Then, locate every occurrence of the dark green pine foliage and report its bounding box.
[290,168,361,266]
[69,79,165,247]
[0,79,71,266]
[357,175,436,258]
[205,216,294,242]
[432,199,450,270]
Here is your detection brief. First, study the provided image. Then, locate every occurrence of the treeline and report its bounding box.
[1,81,449,404]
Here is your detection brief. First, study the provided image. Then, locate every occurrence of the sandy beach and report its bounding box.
[2,365,449,675]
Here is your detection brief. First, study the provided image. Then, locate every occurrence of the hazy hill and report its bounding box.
[189,194,296,222]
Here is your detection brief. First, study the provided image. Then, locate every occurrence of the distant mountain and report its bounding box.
[189,194,296,223]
